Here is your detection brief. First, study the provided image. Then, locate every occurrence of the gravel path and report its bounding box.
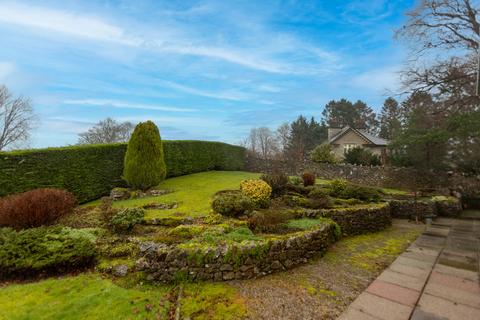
[229,220,424,320]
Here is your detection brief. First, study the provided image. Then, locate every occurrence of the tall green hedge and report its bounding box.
[0,141,245,203]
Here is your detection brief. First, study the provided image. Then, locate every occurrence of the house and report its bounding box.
[327,126,388,162]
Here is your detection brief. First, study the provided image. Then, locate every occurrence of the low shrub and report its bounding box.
[247,210,294,233]
[328,180,381,202]
[344,146,381,166]
[302,172,316,187]
[211,191,255,217]
[240,179,272,208]
[281,194,310,208]
[0,226,97,279]
[260,173,289,197]
[0,188,77,229]
[288,176,303,186]
[99,196,118,223]
[110,208,145,232]
[310,144,337,164]
[168,225,205,239]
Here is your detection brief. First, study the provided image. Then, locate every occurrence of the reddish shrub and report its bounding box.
[302,172,316,187]
[0,188,77,229]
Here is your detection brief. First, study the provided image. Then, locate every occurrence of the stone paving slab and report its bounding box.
[388,264,430,281]
[377,269,425,292]
[392,256,435,271]
[366,279,420,306]
[433,264,478,282]
[339,218,480,320]
[411,293,480,320]
[423,281,480,309]
[348,292,413,320]
[429,271,480,295]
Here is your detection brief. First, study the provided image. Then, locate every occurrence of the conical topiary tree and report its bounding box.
[123,121,166,190]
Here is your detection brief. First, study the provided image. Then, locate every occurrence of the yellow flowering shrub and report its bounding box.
[240,179,272,207]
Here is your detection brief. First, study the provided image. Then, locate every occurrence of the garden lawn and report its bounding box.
[0,273,246,320]
[0,273,171,320]
[87,171,260,220]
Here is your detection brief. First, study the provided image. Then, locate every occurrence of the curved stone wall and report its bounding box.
[136,223,337,282]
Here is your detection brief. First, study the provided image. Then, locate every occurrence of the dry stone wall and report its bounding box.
[136,223,337,282]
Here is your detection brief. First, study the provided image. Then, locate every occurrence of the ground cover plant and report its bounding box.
[0,226,98,279]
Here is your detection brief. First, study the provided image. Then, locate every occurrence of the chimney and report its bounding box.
[328,127,342,141]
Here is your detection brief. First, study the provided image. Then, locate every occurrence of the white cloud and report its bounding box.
[0,3,137,45]
[0,62,15,81]
[63,99,197,112]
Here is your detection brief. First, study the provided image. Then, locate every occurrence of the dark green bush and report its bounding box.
[211,191,254,217]
[247,210,294,233]
[310,144,337,164]
[0,141,245,203]
[260,173,289,197]
[110,208,145,232]
[328,179,381,202]
[0,226,97,279]
[344,147,381,166]
[123,121,166,190]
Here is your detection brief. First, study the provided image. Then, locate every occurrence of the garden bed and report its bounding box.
[136,221,339,282]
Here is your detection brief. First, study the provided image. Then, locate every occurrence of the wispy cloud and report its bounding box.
[63,99,197,112]
[0,3,339,75]
[156,80,253,101]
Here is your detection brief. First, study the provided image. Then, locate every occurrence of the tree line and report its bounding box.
[245,0,480,176]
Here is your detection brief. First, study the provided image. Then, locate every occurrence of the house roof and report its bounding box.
[329,126,388,146]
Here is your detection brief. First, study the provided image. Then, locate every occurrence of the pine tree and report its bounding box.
[379,97,402,140]
[123,121,166,190]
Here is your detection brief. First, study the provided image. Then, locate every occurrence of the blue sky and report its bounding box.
[0,0,415,148]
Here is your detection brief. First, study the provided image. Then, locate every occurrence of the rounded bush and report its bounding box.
[0,188,77,229]
[260,173,288,197]
[302,172,316,187]
[123,121,166,190]
[110,208,145,232]
[310,144,336,164]
[240,179,272,208]
[211,191,254,217]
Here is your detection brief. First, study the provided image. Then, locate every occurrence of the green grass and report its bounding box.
[379,187,410,196]
[0,273,247,320]
[86,171,260,219]
[0,273,171,320]
[286,218,324,230]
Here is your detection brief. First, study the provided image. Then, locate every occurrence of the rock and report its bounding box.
[271,260,283,270]
[110,188,130,201]
[220,264,233,271]
[113,264,129,277]
[147,189,172,196]
[223,272,235,281]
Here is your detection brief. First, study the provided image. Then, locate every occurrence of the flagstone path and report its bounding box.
[339,217,480,320]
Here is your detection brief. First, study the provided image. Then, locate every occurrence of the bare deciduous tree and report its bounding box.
[396,0,479,54]
[245,127,279,166]
[78,118,135,144]
[0,85,37,151]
